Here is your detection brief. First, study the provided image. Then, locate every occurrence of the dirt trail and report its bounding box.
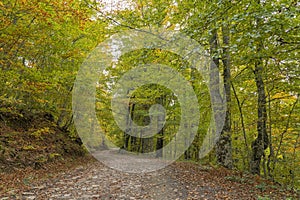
[1,151,298,200]
[15,150,189,200]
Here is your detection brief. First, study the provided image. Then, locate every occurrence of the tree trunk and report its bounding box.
[250,2,269,174]
[250,61,269,175]
[156,96,165,158]
[232,82,250,169]
[210,27,232,168]
[140,105,154,153]
[124,102,135,150]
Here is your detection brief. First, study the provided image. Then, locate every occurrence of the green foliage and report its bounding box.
[0,0,299,190]
[0,0,110,129]
[95,48,211,156]
[121,0,300,188]
[256,183,267,192]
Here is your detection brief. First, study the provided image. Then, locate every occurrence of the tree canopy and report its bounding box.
[0,0,299,190]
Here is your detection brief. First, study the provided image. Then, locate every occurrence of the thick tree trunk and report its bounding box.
[250,2,269,174]
[217,24,233,168]
[210,28,232,168]
[250,61,269,175]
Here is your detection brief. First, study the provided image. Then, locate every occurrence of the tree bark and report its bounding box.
[210,27,233,168]
[140,104,153,153]
[250,60,269,175]
[156,96,165,158]
[250,1,269,174]
[124,102,135,150]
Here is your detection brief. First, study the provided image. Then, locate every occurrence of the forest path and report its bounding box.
[1,150,297,200]
[13,150,197,200]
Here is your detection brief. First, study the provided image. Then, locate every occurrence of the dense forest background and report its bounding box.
[0,0,299,191]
